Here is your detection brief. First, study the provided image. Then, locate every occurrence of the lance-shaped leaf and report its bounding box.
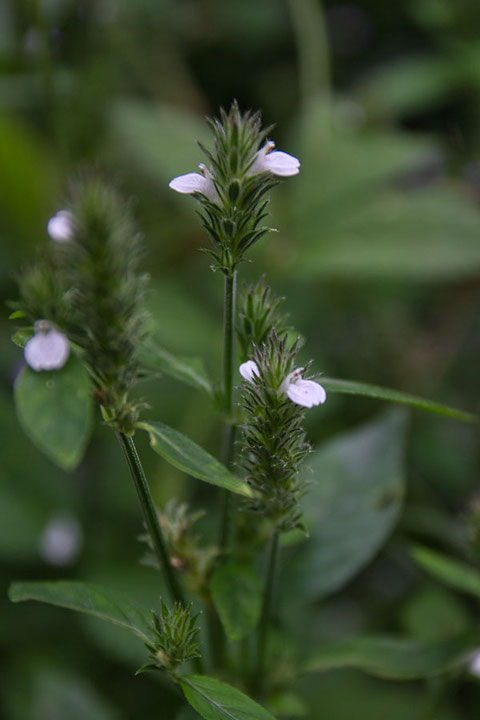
[281,410,406,602]
[412,545,480,600]
[138,341,212,394]
[304,632,480,680]
[14,354,93,471]
[179,675,277,720]
[9,581,154,644]
[210,562,262,641]
[139,422,252,497]
[321,377,477,423]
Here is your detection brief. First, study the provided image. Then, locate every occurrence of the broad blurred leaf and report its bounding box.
[401,586,471,641]
[9,581,154,644]
[282,410,406,601]
[356,56,454,119]
[180,675,277,720]
[14,355,93,471]
[304,632,479,679]
[210,562,262,641]
[412,545,480,599]
[322,377,477,423]
[0,111,56,256]
[4,662,120,720]
[110,101,209,186]
[139,421,252,496]
[292,101,480,281]
[138,341,212,394]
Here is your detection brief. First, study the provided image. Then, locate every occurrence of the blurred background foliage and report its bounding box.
[1,0,479,718]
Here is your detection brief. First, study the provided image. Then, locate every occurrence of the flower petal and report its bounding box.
[24,326,70,371]
[239,360,259,382]
[285,378,326,408]
[263,151,300,177]
[169,172,218,201]
[47,210,74,242]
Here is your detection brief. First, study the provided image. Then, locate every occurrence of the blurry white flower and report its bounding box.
[47,209,74,242]
[239,360,260,382]
[282,368,326,408]
[39,513,82,566]
[469,650,480,677]
[249,141,300,177]
[169,163,219,202]
[240,361,326,408]
[24,320,70,371]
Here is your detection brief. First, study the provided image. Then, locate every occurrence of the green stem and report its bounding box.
[287,0,331,110]
[254,530,280,697]
[218,270,237,550]
[117,432,185,606]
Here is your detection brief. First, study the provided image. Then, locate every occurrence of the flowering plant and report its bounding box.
[8,103,478,720]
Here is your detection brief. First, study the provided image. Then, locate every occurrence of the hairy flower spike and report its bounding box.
[144,601,201,672]
[238,333,315,533]
[237,277,292,359]
[168,101,300,275]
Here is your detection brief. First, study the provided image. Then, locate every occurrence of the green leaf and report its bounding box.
[11,326,33,348]
[304,632,480,679]
[179,675,277,720]
[110,101,209,187]
[9,580,154,644]
[321,377,477,423]
[139,421,252,497]
[210,562,262,641]
[412,545,480,600]
[138,341,212,394]
[282,410,406,601]
[14,354,93,471]
[292,100,480,282]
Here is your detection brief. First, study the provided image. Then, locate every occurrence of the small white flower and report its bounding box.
[249,141,300,177]
[240,360,326,409]
[169,163,219,202]
[239,360,260,382]
[47,210,74,242]
[24,320,70,372]
[281,368,326,408]
[39,513,83,566]
[469,650,480,677]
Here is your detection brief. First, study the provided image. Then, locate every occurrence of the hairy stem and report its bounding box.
[117,432,185,605]
[254,530,280,696]
[287,0,331,109]
[218,270,237,550]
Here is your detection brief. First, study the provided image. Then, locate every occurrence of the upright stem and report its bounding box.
[117,432,185,606]
[218,270,237,550]
[287,0,331,110]
[254,530,280,696]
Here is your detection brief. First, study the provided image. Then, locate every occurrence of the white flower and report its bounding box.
[240,361,326,408]
[469,650,480,677]
[248,141,300,177]
[169,163,219,202]
[282,368,326,408]
[24,320,70,371]
[239,360,260,382]
[47,210,74,242]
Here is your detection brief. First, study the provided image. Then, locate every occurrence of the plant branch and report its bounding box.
[254,529,280,697]
[117,432,185,606]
